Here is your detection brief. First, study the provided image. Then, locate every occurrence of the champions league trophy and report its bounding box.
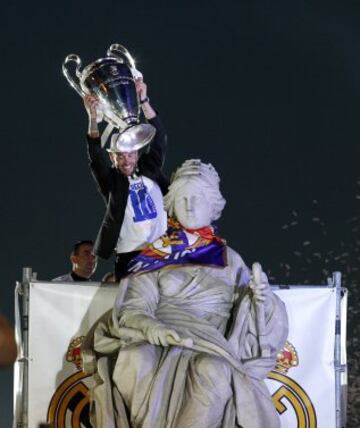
[62,44,156,150]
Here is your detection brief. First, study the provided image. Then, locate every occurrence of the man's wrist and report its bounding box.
[141,102,156,120]
[88,120,100,138]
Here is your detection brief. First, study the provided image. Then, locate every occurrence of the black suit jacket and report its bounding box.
[87,116,169,259]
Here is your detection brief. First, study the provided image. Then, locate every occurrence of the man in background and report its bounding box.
[52,240,97,282]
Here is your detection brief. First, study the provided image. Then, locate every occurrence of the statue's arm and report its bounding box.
[230,252,288,360]
[117,273,182,346]
[230,249,273,317]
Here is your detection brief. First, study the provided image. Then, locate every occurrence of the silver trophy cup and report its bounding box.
[62,44,155,151]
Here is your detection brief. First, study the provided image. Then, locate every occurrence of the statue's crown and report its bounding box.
[171,159,220,187]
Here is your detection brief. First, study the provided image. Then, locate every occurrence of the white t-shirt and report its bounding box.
[116,175,167,253]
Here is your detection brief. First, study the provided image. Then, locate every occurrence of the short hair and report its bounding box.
[71,240,94,256]
[164,159,226,222]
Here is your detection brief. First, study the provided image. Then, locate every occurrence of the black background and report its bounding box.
[1,1,359,426]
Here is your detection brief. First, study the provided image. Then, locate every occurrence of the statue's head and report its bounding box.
[164,159,226,229]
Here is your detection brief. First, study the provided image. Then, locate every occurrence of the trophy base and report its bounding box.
[109,123,156,153]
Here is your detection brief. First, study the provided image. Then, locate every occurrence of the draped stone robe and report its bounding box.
[83,247,288,428]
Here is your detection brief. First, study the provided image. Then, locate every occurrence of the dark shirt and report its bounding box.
[87,115,169,259]
[71,272,89,282]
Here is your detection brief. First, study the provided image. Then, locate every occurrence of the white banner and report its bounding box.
[23,282,340,428]
[265,288,337,428]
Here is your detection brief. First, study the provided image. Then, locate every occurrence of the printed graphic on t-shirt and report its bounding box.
[129,179,158,222]
[116,175,167,253]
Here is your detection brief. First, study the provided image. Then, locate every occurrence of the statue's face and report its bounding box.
[173,181,213,229]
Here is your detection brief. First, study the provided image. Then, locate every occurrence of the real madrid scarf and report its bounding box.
[126,218,227,276]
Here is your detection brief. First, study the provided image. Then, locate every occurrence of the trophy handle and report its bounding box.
[62,54,85,97]
[107,44,137,70]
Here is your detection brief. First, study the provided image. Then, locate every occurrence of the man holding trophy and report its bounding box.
[83,80,169,281]
[62,44,169,281]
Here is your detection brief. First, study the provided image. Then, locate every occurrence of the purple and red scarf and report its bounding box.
[126,218,227,276]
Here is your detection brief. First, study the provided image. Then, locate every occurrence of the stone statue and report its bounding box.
[83,160,288,428]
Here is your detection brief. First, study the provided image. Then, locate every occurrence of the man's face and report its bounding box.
[110,151,138,176]
[71,244,97,279]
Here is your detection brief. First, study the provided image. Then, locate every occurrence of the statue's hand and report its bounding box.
[144,324,182,347]
[249,262,271,303]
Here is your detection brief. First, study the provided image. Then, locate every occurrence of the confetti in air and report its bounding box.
[269,178,359,426]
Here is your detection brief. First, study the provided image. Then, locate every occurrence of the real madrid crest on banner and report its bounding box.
[267,341,317,428]
[47,337,93,427]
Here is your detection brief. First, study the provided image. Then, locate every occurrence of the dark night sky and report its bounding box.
[1,0,359,425]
